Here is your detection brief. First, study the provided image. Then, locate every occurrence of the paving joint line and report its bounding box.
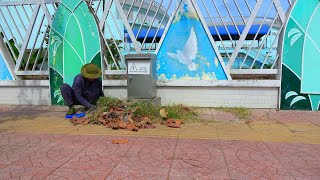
[216,126,232,179]
[42,135,103,179]
[105,135,143,178]
[293,111,320,128]
[250,124,297,179]
[0,125,84,172]
[261,141,297,180]
[166,128,181,180]
[311,144,320,154]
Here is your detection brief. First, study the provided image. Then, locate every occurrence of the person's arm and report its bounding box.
[73,76,93,108]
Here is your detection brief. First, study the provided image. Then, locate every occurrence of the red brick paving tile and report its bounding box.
[249,109,272,122]
[127,137,175,159]
[46,168,109,180]
[211,110,237,122]
[59,136,134,172]
[266,142,320,179]
[87,136,139,157]
[12,134,99,168]
[106,156,171,179]
[266,111,307,123]
[169,139,229,179]
[312,144,320,153]
[0,132,62,168]
[0,132,61,148]
[298,111,320,126]
[107,173,167,180]
[107,137,176,179]
[198,114,214,121]
[220,140,293,179]
[169,175,231,180]
[0,165,55,180]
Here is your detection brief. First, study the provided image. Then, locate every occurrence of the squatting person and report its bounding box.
[60,63,104,115]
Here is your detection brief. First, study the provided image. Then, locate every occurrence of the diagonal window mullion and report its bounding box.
[13,5,27,31]
[25,14,45,70]
[260,16,284,69]
[148,0,174,53]
[198,0,231,62]
[239,0,274,69]
[233,0,246,25]
[104,11,126,69]
[135,0,154,39]
[130,0,146,29]
[250,12,279,69]
[0,24,18,61]
[32,21,49,71]
[211,0,235,48]
[141,0,165,47]
[222,0,241,36]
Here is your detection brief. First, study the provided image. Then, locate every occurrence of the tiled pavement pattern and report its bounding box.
[0,105,319,179]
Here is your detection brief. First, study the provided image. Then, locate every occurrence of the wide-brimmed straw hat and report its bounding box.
[81,63,102,79]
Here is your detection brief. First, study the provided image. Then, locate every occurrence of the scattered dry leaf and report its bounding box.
[82,118,90,125]
[112,139,129,144]
[109,122,119,129]
[164,119,181,128]
[175,120,182,125]
[126,123,139,131]
[118,121,127,129]
[160,109,168,118]
[70,116,89,125]
[167,123,180,128]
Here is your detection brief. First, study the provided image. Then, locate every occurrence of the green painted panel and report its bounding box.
[74,2,101,63]
[282,18,304,76]
[280,65,311,110]
[49,30,63,76]
[301,37,320,93]
[50,68,64,105]
[290,0,319,30]
[91,52,102,66]
[64,15,85,62]
[281,0,320,111]
[306,6,320,51]
[51,5,71,36]
[63,42,83,86]
[49,0,102,105]
[310,95,320,111]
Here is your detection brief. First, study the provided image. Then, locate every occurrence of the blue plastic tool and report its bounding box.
[65,112,86,119]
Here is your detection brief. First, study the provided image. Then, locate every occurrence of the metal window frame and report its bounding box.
[0,0,294,78]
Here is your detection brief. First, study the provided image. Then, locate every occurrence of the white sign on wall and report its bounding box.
[128,62,150,75]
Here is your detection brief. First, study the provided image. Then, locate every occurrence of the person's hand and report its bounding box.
[87,105,97,112]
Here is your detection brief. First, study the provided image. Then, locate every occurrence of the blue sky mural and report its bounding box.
[0,52,13,80]
[156,0,228,81]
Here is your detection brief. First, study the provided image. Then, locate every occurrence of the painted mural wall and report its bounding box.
[156,0,229,81]
[49,0,102,105]
[0,50,13,80]
[280,0,320,111]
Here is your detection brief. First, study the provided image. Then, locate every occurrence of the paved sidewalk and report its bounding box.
[0,105,319,179]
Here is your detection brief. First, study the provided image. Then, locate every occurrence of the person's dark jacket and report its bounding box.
[72,74,104,108]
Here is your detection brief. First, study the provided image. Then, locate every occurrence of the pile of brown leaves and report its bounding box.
[69,97,190,130]
[70,106,156,131]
